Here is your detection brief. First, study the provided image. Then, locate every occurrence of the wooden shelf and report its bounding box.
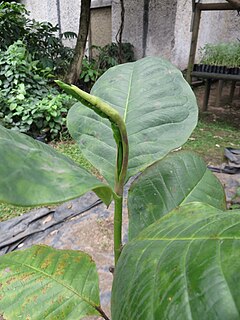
[191,71,240,81]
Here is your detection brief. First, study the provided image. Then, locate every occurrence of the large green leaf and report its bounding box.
[67,57,198,187]
[128,151,226,239]
[112,202,240,320]
[0,245,103,319]
[0,125,112,206]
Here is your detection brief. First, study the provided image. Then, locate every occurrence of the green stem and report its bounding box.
[55,81,129,265]
[113,194,123,265]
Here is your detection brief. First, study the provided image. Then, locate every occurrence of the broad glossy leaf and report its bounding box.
[112,202,240,320]
[0,125,112,206]
[128,151,226,239]
[0,245,102,319]
[67,57,198,187]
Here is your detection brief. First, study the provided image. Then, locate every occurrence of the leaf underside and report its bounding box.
[0,125,112,206]
[0,245,101,320]
[67,57,198,187]
[128,151,226,239]
[112,202,240,320]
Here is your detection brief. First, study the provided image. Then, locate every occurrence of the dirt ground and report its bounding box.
[194,80,240,129]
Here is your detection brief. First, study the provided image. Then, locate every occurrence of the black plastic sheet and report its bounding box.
[208,148,240,174]
[0,192,102,255]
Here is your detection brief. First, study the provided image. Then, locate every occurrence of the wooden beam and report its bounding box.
[192,71,240,81]
[202,79,212,111]
[196,2,238,10]
[192,0,196,12]
[191,71,240,81]
[226,0,240,9]
[186,6,201,83]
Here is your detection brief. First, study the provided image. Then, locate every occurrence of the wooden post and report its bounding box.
[226,0,240,9]
[186,2,237,85]
[229,80,236,103]
[215,80,224,107]
[186,6,201,84]
[202,79,211,111]
[198,3,238,10]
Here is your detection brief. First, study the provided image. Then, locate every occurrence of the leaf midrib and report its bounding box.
[139,236,240,241]
[178,160,207,207]
[123,66,134,123]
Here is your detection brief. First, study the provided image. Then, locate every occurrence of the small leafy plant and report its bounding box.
[0,1,75,73]
[0,57,240,319]
[199,42,240,67]
[0,40,74,140]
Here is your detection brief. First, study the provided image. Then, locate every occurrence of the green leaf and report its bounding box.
[0,245,102,320]
[0,125,112,206]
[16,93,25,100]
[9,103,17,111]
[128,151,226,239]
[112,202,240,320]
[67,57,198,187]
[5,70,13,78]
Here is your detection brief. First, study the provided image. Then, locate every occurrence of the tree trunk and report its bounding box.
[226,0,240,9]
[64,0,91,84]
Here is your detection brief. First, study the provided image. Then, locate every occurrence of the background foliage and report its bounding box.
[80,43,135,90]
[0,1,135,139]
[200,42,240,67]
[0,40,74,140]
[0,1,75,73]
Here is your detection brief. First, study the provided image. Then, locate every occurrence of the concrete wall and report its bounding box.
[113,0,240,69]
[22,0,240,70]
[90,6,112,50]
[22,0,59,25]
[22,0,81,47]
[112,0,178,59]
[112,0,144,59]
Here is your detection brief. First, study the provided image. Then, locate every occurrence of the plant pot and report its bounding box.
[218,66,226,74]
[233,67,240,75]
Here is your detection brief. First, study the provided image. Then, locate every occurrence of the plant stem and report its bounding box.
[113,194,123,265]
[95,306,111,320]
[55,81,129,265]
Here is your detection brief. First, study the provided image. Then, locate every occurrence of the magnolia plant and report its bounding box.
[0,57,239,320]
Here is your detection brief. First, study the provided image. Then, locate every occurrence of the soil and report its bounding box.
[194,80,240,129]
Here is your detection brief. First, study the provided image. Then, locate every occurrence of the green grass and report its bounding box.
[0,204,28,222]
[183,120,240,165]
[0,119,239,222]
[52,140,96,173]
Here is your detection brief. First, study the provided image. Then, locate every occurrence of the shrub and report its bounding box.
[0,40,74,140]
[0,1,75,74]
